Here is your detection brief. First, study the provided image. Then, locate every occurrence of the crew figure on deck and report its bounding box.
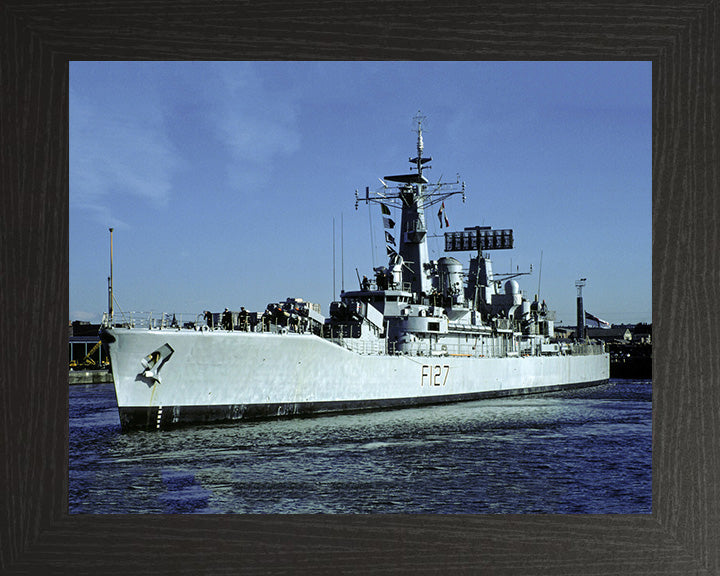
[222,308,232,330]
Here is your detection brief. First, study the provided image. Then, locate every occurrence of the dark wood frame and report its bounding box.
[1,1,716,574]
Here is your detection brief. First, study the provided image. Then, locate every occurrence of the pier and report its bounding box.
[69,321,111,384]
[69,369,113,385]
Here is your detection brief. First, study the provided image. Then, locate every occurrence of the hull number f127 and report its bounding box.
[421,364,450,387]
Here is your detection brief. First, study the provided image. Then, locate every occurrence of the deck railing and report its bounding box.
[101,312,605,358]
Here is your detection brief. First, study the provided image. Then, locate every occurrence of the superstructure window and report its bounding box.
[428,321,440,331]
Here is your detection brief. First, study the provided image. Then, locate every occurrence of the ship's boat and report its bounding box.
[101,115,609,432]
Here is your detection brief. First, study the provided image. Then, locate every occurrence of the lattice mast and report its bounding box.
[356,113,465,294]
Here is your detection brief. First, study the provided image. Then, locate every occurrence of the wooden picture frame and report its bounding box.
[1,1,715,573]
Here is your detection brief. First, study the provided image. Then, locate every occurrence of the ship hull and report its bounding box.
[103,328,610,432]
[118,380,609,431]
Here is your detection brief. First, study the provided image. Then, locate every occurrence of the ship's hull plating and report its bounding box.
[104,328,610,432]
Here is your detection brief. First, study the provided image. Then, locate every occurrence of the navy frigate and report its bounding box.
[101,115,609,432]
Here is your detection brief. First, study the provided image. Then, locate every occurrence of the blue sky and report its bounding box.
[70,61,651,326]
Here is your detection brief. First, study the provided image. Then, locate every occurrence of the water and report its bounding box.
[69,380,651,514]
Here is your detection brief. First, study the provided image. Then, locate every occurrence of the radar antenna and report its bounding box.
[357,112,465,211]
[410,111,432,179]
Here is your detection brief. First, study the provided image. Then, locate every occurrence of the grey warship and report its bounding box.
[102,115,609,431]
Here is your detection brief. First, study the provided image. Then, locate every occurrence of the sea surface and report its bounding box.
[69,380,651,514]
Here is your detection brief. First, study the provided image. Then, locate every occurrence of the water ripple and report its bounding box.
[70,380,652,514]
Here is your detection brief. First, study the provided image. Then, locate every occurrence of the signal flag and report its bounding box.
[585,311,611,328]
[438,202,449,228]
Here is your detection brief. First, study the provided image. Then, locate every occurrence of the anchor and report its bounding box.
[139,343,174,384]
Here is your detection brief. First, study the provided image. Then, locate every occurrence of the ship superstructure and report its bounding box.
[333,114,550,359]
[101,115,609,432]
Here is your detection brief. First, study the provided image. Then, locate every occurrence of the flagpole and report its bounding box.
[537,250,543,300]
[108,227,114,325]
[332,217,336,300]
